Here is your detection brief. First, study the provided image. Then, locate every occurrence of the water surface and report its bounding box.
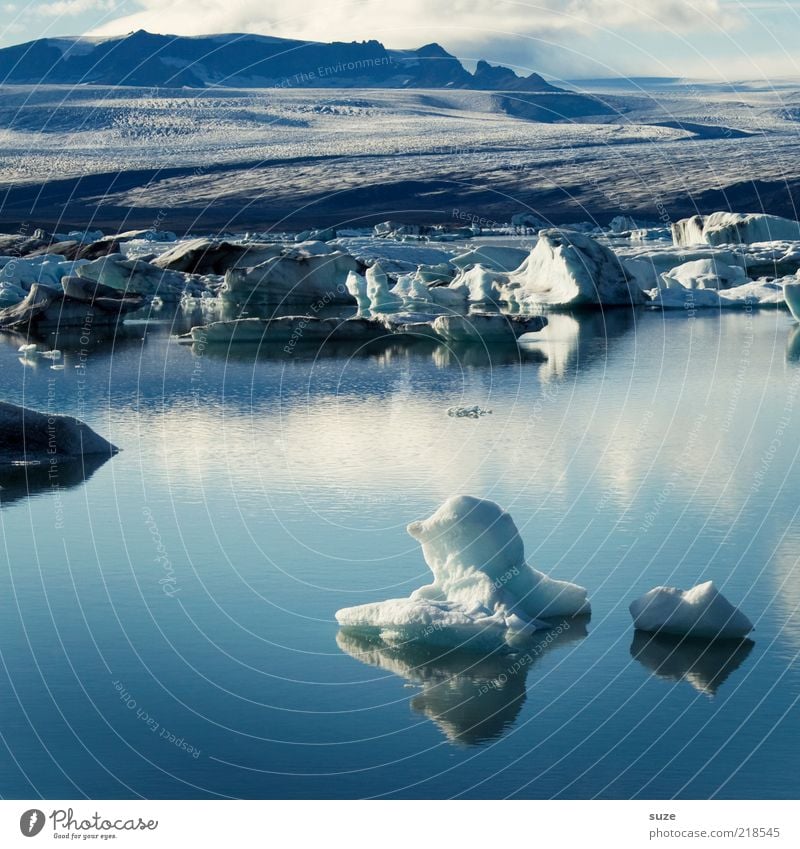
[1,307,799,799]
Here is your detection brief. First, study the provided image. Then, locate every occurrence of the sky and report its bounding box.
[2,0,800,79]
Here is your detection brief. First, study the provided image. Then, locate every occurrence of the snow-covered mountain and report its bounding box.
[0,29,560,91]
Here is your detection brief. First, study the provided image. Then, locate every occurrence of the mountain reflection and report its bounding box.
[630,630,754,696]
[337,619,587,745]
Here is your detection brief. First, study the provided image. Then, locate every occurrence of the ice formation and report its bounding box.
[188,315,386,345]
[629,581,753,639]
[0,401,118,464]
[672,212,800,247]
[450,245,529,272]
[220,249,359,304]
[76,254,190,300]
[447,405,492,418]
[336,495,590,650]
[648,280,784,310]
[431,313,546,343]
[660,258,747,290]
[449,229,645,308]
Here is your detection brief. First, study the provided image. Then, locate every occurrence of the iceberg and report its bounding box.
[0,282,144,330]
[647,279,784,310]
[75,254,191,300]
[629,581,753,639]
[450,245,529,272]
[431,313,547,343]
[0,401,118,465]
[336,495,590,650]
[672,212,800,247]
[188,315,386,345]
[660,258,747,290]
[152,238,285,273]
[220,249,359,305]
[449,229,644,308]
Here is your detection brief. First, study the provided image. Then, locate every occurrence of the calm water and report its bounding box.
[1,307,799,799]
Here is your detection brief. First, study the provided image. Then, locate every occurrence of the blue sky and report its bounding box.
[2,0,800,79]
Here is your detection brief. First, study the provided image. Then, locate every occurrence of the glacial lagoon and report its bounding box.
[1,307,799,799]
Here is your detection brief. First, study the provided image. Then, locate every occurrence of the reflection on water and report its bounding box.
[630,631,754,697]
[786,325,800,362]
[518,308,637,381]
[338,618,588,745]
[0,454,114,509]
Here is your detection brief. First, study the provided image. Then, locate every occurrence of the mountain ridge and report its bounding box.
[0,29,561,91]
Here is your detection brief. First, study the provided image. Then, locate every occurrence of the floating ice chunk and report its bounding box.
[188,315,386,345]
[366,263,403,313]
[76,254,189,301]
[449,230,644,308]
[40,349,61,360]
[447,405,492,418]
[432,313,546,343]
[672,212,800,247]
[18,343,37,353]
[336,495,590,650]
[629,581,753,639]
[661,258,747,290]
[0,401,118,465]
[648,279,784,309]
[220,250,359,305]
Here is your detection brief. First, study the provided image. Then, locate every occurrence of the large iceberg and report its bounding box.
[76,254,191,301]
[220,249,359,305]
[672,212,800,247]
[449,229,645,308]
[660,258,747,290]
[336,495,590,650]
[629,581,753,639]
[431,313,547,343]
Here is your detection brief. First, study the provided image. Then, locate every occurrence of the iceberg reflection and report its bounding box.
[630,630,754,696]
[337,618,587,745]
[0,454,113,509]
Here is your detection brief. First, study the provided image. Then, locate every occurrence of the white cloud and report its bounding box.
[88,0,740,46]
[41,0,117,17]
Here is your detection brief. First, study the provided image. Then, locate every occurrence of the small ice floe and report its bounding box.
[336,495,590,650]
[18,343,37,353]
[447,405,492,418]
[50,364,65,370]
[39,349,61,360]
[629,581,753,639]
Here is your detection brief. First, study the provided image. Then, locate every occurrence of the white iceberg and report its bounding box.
[336,495,590,650]
[76,254,190,300]
[221,249,359,305]
[672,212,800,247]
[648,279,784,310]
[660,258,747,290]
[629,580,753,639]
[449,229,644,308]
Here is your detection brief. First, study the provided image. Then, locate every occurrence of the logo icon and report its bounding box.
[19,810,45,837]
